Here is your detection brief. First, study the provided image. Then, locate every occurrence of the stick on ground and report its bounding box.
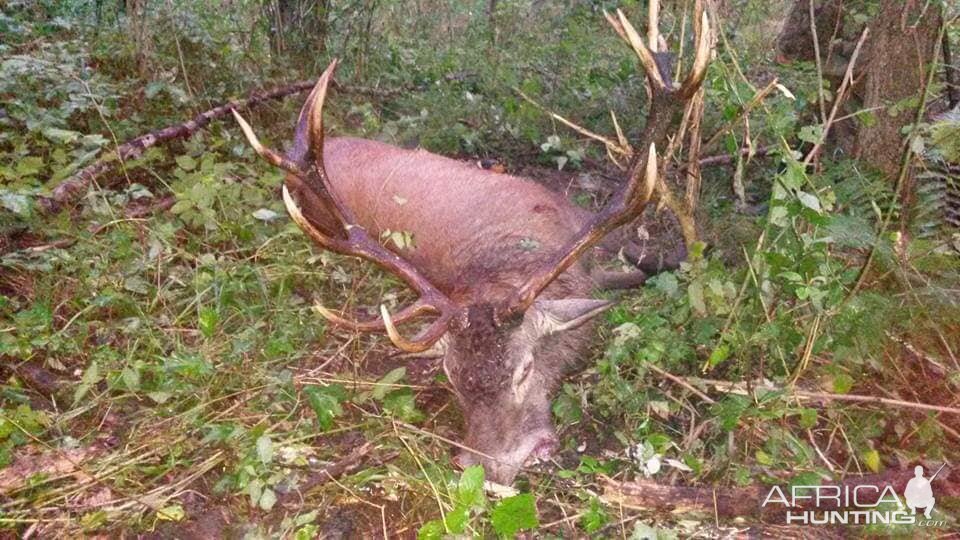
[38,80,319,214]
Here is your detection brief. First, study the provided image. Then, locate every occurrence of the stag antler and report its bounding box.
[233,61,462,352]
[502,1,711,318]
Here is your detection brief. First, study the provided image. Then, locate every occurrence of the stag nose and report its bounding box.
[526,436,559,465]
[452,450,478,470]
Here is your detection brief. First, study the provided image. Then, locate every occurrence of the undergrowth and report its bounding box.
[1,0,959,537]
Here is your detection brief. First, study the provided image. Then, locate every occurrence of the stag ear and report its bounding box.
[529,298,613,336]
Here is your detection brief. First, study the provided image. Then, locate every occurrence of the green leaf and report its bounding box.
[256,435,273,465]
[580,498,608,533]
[198,306,219,338]
[0,192,32,216]
[490,493,538,537]
[121,367,140,390]
[157,504,186,521]
[372,367,406,401]
[551,391,582,424]
[707,343,730,367]
[832,373,854,394]
[73,360,100,405]
[382,389,424,422]
[688,281,707,316]
[148,391,172,404]
[123,276,151,295]
[796,191,821,212]
[798,408,818,429]
[259,487,277,510]
[417,520,444,540]
[457,465,486,510]
[42,127,82,144]
[175,155,197,171]
[862,449,881,473]
[303,384,347,430]
[444,505,469,534]
[649,272,678,296]
[797,124,823,144]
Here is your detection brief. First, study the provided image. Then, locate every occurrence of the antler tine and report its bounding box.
[281,181,458,353]
[314,299,438,331]
[504,6,712,318]
[382,306,453,353]
[237,60,461,353]
[506,145,658,315]
[647,0,660,51]
[608,9,668,91]
[677,8,712,99]
[232,109,304,177]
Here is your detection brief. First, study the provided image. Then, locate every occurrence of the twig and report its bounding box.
[701,78,779,152]
[694,376,960,416]
[647,363,716,404]
[280,441,378,502]
[801,27,870,167]
[694,145,774,168]
[514,87,628,158]
[809,0,828,125]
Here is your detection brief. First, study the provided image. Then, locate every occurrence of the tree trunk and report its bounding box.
[854,0,942,181]
[125,0,152,78]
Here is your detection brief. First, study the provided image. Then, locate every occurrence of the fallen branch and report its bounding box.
[679,376,960,416]
[695,145,774,169]
[279,441,382,504]
[38,81,322,214]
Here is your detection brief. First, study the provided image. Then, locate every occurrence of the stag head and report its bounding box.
[233,1,710,485]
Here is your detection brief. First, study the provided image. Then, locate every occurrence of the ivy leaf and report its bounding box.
[175,155,197,171]
[382,389,424,423]
[417,520,444,540]
[256,435,273,465]
[73,360,100,405]
[303,384,347,430]
[258,487,277,511]
[372,367,406,401]
[198,307,219,338]
[457,465,485,510]
[490,493,538,536]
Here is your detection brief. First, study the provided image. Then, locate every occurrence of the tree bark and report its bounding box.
[854,0,942,181]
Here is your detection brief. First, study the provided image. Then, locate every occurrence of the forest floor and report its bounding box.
[3,154,959,538]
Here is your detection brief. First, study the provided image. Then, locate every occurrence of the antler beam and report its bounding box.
[234,61,462,352]
[502,2,711,317]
